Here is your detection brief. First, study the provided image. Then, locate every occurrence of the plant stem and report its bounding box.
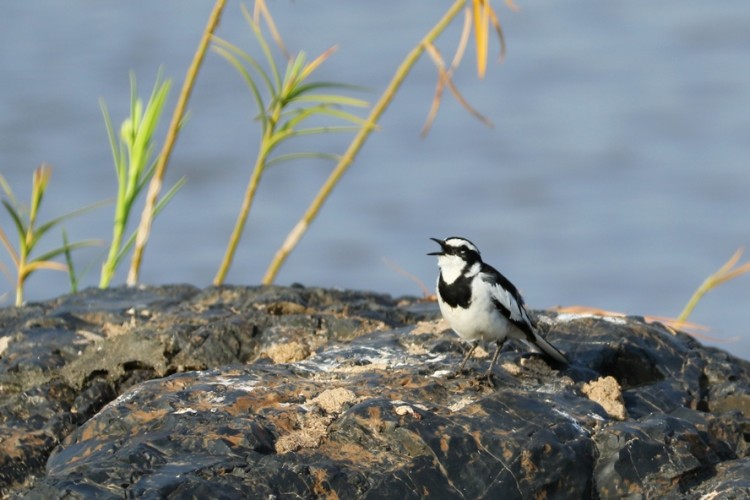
[261,0,467,284]
[99,204,127,287]
[213,146,270,285]
[677,276,713,323]
[677,248,750,323]
[214,86,283,285]
[15,256,26,306]
[126,0,227,286]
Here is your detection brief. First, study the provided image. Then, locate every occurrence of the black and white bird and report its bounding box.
[429,237,568,376]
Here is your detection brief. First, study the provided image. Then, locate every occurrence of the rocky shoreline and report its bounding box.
[1,285,749,498]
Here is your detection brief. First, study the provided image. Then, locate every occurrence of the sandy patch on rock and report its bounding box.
[309,387,358,414]
[264,341,311,363]
[581,376,627,420]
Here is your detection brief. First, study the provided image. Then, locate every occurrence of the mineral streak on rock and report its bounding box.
[0,285,749,498]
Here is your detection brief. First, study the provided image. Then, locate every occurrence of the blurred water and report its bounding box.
[1,2,749,359]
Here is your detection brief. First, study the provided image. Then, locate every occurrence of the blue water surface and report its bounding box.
[1,1,749,359]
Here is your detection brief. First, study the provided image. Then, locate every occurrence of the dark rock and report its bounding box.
[0,284,435,496]
[1,286,749,498]
[594,414,720,497]
[686,457,750,499]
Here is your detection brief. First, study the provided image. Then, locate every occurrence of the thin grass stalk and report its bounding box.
[126,0,227,286]
[213,148,270,285]
[213,63,285,286]
[15,248,27,306]
[99,200,127,286]
[678,248,750,323]
[678,276,715,324]
[261,0,467,284]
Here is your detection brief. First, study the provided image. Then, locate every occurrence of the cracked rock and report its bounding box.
[0,286,748,498]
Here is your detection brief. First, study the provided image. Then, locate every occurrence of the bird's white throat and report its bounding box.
[437,255,480,284]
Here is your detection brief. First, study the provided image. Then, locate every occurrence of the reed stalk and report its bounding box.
[126,0,227,286]
[262,0,467,284]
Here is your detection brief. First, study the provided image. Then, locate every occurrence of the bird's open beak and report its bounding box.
[427,237,446,256]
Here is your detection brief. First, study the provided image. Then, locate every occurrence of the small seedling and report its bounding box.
[0,165,100,305]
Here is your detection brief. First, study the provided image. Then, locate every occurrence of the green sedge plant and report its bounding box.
[99,71,185,288]
[211,2,370,285]
[263,0,504,283]
[0,165,100,305]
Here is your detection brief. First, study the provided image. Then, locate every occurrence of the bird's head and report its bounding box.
[428,237,482,281]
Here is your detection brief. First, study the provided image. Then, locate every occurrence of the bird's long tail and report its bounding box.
[528,331,569,365]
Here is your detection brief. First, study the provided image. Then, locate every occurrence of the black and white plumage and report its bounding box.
[429,237,568,376]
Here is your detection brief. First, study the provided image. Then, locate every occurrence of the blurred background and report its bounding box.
[1,1,749,359]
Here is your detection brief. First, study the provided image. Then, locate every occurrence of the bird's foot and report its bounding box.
[475,370,500,387]
[446,368,470,379]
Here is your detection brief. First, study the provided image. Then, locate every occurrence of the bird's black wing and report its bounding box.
[482,263,569,364]
[480,263,536,342]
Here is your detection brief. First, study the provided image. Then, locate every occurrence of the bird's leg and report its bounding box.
[476,339,507,386]
[486,339,506,375]
[456,341,479,374]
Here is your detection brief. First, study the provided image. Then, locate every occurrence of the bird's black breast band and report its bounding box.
[438,273,472,309]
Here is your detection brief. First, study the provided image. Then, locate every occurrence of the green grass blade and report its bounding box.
[266,152,341,169]
[21,260,68,276]
[113,177,186,266]
[288,93,370,107]
[0,174,19,206]
[288,125,366,136]
[241,3,282,92]
[212,37,276,98]
[138,156,160,194]
[61,228,78,293]
[100,99,127,184]
[29,166,51,226]
[127,75,171,188]
[281,106,369,131]
[2,200,27,239]
[152,177,186,217]
[134,77,171,158]
[32,239,101,265]
[264,129,295,153]
[35,199,111,243]
[287,81,371,100]
[212,41,271,130]
[282,52,307,89]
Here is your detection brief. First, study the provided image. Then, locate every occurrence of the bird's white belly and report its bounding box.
[438,294,516,342]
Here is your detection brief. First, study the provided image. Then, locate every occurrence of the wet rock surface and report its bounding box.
[1,285,749,498]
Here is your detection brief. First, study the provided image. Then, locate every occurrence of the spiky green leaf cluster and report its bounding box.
[99,71,185,288]
[211,6,369,169]
[0,165,101,305]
